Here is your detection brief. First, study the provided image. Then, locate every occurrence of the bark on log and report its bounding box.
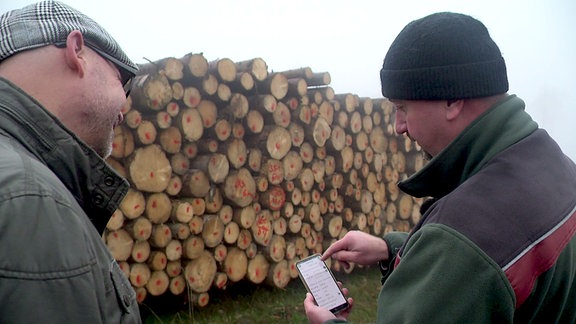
[235,57,268,81]
[209,58,237,82]
[130,73,173,112]
[182,52,209,79]
[181,169,211,198]
[189,153,230,184]
[307,72,331,87]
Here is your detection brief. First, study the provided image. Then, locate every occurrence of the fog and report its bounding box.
[2,0,574,159]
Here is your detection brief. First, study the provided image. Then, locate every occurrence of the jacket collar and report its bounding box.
[398,95,538,199]
[0,78,129,233]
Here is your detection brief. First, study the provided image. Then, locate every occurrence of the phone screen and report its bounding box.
[296,254,349,314]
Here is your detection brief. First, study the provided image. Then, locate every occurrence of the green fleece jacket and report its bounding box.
[331,95,576,323]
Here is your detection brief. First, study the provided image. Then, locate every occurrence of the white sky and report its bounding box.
[2,0,575,160]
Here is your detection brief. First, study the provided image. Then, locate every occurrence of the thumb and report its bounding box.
[304,292,315,304]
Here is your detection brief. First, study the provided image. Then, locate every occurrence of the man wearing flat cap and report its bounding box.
[305,12,576,324]
[0,1,141,322]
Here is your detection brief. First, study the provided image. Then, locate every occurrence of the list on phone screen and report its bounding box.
[298,257,347,310]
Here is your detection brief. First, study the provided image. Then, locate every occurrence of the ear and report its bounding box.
[62,30,87,79]
[445,99,464,121]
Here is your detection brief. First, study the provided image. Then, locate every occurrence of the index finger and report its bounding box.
[321,237,349,260]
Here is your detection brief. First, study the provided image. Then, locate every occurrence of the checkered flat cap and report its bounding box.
[0,0,137,75]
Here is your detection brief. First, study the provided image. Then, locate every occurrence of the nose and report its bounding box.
[394,110,407,135]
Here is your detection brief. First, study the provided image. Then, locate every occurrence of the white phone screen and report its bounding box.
[297,254,349,313]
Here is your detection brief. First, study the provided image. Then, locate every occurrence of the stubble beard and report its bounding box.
[81,93,119,159]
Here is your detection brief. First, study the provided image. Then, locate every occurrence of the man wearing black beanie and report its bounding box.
[305,12,576,323]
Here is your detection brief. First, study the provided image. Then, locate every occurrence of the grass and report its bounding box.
[139,266,381,323]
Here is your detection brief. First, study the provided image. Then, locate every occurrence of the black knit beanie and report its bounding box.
[380,12,508,100]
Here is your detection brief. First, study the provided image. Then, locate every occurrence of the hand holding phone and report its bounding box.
[296,254,350,314]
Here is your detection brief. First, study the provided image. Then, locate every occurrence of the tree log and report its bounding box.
[224,247,248,282]
[266,259,290,288]
[185,250,217,293]
[251,210,273,246]
[127,145,172,193]
[246,253,269,284]
[182,52,208,79]
[131,240,150,263]
[131,73,173,111]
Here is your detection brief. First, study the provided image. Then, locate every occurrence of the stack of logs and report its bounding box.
[103,52,426,307]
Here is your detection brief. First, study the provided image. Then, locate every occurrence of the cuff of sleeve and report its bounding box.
[378,231,408,284]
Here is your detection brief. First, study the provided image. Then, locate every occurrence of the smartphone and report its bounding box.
[296,254,350,314]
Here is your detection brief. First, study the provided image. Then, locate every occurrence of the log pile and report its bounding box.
[104,53,426,306]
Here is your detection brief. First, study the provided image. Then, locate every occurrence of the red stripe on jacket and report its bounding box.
[504,207,576,308]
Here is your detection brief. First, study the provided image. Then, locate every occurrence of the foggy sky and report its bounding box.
[2,0,574,160]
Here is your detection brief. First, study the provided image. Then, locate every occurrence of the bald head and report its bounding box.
[0,30,129,158]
